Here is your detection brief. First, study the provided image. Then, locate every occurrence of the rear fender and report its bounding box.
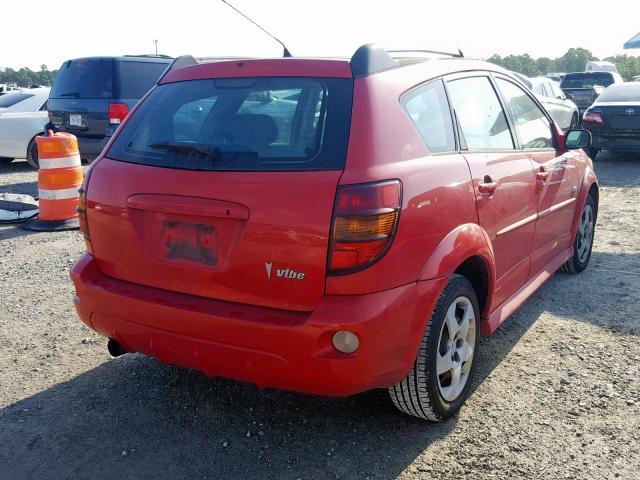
[570,165,598,240]
[419,223,496,318]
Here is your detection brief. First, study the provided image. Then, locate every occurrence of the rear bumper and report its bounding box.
[70,254,446,396]
[591,135,640,153]
[75,136,110,162]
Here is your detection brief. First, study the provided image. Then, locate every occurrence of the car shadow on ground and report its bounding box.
[2,250,637,480]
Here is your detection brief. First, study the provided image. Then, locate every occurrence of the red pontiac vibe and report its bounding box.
[70,45,598,420]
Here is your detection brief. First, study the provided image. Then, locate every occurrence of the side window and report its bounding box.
[402,80,455,153]
[446,76,514,150]
[551,83,564,99]
[496,78,554,149]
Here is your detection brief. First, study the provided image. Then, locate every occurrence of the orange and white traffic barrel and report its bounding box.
[22,131,83,231]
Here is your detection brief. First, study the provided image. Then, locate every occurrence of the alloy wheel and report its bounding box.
[436,296,476,402]
[577,203,594,263]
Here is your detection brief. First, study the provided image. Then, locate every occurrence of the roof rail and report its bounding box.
[387,49,464,59]
[157,55,198,83]
[350,44,399,78]
[350,44,464,77]
[124,54,174,59]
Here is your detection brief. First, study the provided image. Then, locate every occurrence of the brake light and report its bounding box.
[108,102,129,125]
[583,111,604,124]
[77,168,94,255]
[328,180,401,275]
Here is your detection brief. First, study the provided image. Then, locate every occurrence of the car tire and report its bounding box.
[388,274,479,421]
[26,138,39,169]
[0,157,14,165]
[588,147,599,160]
[560,193,596,274]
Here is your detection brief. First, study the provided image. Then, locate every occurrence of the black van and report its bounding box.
[47,56,173,162]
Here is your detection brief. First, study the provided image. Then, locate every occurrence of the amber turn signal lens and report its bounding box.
[333,211,398,242]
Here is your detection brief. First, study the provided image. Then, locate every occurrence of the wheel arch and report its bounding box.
[419,223,496,319]
[571,169,599,239]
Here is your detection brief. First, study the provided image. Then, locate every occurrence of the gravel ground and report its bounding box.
[0,153,638,480]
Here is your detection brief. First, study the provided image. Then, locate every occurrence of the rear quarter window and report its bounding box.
[50,58,114,99]
[115,61,170,99]
[107,77,353,171]
[402,79,455,153]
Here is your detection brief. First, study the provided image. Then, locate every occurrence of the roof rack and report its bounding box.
[350,44,464,78]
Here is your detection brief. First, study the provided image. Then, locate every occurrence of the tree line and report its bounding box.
[0,65,58,87]
[488,48,640,80]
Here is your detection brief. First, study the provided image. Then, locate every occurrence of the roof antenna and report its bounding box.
[220,0,292,58]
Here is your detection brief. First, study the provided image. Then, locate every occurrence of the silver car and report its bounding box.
[512,73,579,131]
[530,77,580,131]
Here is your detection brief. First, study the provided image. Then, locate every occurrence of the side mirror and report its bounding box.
[556,95,565,100]
[565,92,573,100]
[565,129,591,150]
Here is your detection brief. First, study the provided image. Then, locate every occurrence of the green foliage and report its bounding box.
[0,66,58,87]
[488,48,640,80]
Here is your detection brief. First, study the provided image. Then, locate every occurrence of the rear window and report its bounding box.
[597,84,640,102]
[107,77,353,171]
[50,59,114,99]
[0,93,33,108]
[561,73,614,89]
[115,61,170,99]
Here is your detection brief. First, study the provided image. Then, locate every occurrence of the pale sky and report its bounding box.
[1,0,638,70]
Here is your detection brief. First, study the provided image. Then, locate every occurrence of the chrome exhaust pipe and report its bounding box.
[107,339,127,357]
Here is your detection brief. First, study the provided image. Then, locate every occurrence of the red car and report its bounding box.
[71,44,598,421]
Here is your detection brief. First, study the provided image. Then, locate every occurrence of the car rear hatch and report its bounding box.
[48,58,114,137]
[84,67,353,311]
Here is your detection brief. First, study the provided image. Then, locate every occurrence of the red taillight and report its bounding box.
[583,111,603,124]
[108,102,129,125]
[328,180,401,275]
[77,168,94,255]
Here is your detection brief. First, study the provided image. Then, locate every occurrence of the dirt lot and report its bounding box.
[0,153,638,480]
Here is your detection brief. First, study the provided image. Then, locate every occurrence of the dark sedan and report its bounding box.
[582,83,640,159]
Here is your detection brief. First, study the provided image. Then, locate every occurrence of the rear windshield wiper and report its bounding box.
[149,141,220,158]
[59,92,80,97]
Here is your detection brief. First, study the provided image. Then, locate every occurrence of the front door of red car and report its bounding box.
[446,74,538,309]
[493,76,579,274]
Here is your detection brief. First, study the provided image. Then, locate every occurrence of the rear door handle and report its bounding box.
[478,176,498,195]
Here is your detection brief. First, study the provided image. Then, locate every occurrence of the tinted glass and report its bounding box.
[403,80,455,153]
[115,61,169,99]
[496,78,553,149]
[50,58,114,99]
[108,77,353,171]
[0,93,33,108]
[447,76,513,150]
[560,72,615,88]
[597,84,640,102]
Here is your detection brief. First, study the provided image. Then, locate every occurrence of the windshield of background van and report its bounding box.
[107,77,353,171]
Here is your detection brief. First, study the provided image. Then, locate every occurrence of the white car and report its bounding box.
[0,87,50,168]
